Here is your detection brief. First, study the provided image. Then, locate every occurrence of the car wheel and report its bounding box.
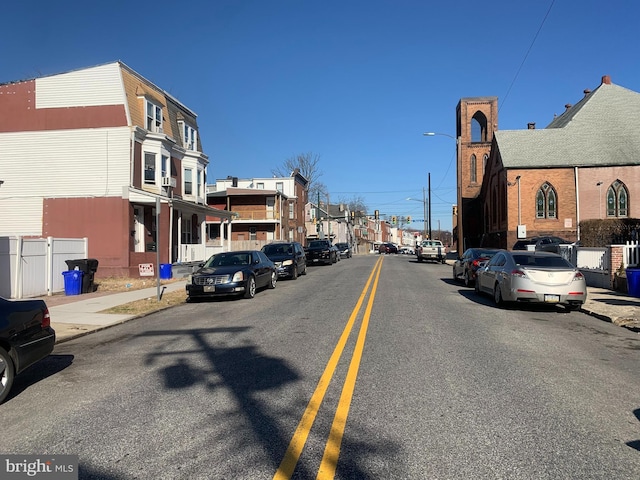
[452,267,458,281]
[244,276,256,299]
[474,279,481,294]
[0,347,16,404]
[464,271,472,288]
[268,271,277,289]
[417,256,423,263]
[301,264,307,275]
[493,283,503,307]
[291,265,298,280]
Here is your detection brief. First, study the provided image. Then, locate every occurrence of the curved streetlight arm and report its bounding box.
[423,132,456,140]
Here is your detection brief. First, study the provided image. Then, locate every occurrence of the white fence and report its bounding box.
[623,240,640,267]
[0,236,88,299]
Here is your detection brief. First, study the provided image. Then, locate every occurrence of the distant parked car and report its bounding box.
[261,241,307,280]
[453,248,500,287]
[379,243,398,254]
[334,242,352,258]
[512,236,572,254]
[305,240,337,265]
[0,296,56,403]
[474,250,586,311]
[399,245,415,255]
[186,250,277,300]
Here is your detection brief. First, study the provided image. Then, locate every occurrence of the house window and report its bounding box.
[471,111,488,142]
[144,152,156,184]
[289,202,294,219]
[607,180,629,217]
[470,154,477,183]
[257,182,264,189]
[249,227,257,241]
[146,100,162,132]
[161,155,168,179]
[536,182,557,219]
[182,217,192,243]
[184,169,193,195]
[179,121,197,150]
[276,182,284,192]
[197,170,202,197]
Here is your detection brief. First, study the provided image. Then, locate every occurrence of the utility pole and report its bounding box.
[428,172,432,241]
[422,187,427,239]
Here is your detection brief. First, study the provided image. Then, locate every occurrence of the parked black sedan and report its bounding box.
[261,241,307,279]
[334,242,352,258]
[452,248,500,287]
[186,250,277,301]
[1,296,56,403]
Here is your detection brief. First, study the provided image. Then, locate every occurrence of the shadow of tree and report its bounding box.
[137,325,400,478]
[627,408,640,452]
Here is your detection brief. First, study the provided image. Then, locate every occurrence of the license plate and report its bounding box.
[204,285,216,292]
[544,294,560,303]
[313,259,319,262]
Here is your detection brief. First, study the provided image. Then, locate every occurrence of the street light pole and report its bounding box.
[423,132,460,249]
[422,187,427,239]
[428,172,432,240]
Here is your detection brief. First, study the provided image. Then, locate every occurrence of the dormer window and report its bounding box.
[146,100,163,133]
[179,121,197,151]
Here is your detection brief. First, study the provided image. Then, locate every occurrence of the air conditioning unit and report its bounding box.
[161,177,176,188]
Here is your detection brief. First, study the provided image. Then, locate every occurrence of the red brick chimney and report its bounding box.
[601,75,611,85]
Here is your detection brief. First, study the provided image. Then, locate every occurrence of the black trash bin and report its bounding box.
[65,258,99,293]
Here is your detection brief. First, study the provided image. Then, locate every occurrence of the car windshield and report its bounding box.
[512,254,571,268]
[335,243,348,248]
[262,244,293,255]
[205,253,251,267]
[309,241,328,248]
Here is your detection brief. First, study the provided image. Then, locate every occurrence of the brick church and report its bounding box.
[456,75,640,250]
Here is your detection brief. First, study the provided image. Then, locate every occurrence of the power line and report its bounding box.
[500,0,555,112]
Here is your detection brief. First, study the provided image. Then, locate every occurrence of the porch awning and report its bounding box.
[127,187,236,220]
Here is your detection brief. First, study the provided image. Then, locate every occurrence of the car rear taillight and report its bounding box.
[573,271,585,282]
[42,307,51,328]
[510,269,527,278]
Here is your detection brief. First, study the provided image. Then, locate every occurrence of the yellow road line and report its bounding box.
[316,253,383,479]
[273,256,384,480]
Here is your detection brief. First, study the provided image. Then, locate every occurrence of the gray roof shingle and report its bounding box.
[495,82,640,169]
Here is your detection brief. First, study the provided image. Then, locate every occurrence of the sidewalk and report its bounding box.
[42,281,640,344]
[47,280,188,343]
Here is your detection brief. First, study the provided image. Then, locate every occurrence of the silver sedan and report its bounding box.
[474,250,587,311]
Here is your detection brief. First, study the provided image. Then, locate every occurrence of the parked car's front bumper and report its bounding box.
[186,282,246,297]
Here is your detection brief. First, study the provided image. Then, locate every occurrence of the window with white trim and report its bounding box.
[184,169,193,195]
[257,182,264,189]
[197,170,202,197]
[146,100,162,132]
[249,227,257,240]
[179,121,197,151]
[276,182,283,192]
[181,217,192,243]
[144,152,156,184]
[289,202,294,219]
[161,155,168,179]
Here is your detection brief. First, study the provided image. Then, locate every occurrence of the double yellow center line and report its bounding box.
[274,256,384,480]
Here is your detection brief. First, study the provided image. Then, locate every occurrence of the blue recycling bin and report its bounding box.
[626,267,640,298]
[160,263,173,280]
[62,270,83,296]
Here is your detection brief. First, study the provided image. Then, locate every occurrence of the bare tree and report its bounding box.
[272,152,325,200]
[338,195,368,215]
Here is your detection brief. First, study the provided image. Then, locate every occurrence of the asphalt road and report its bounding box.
[3,255,640,479]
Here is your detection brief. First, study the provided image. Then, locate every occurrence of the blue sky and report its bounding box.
[2,0,637,231]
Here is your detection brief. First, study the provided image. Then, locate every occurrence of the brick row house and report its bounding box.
[0,61,232,277]
[457,75,640,251]
[206,172,308,250]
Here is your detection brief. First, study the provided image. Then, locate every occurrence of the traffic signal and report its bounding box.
[452,205,458,216]
[374,210,379,220]
[407,216,412,223]
[392,215,397,224]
